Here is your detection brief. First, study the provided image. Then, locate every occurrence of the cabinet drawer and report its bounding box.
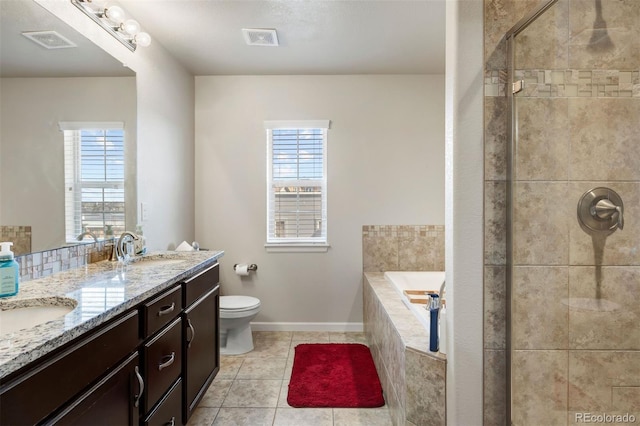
[143,285,182,338]
[183,263,219,307]
[144,378,182,426]
[144,316,182,413]
[0,310,140,425]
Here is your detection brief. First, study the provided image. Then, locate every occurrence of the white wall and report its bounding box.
[0,77,136,251]
[195,75,444,325]
[35,0,195,251]
[445,0,484,424]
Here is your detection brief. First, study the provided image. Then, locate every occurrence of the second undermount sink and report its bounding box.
[0,297,77,336]
[126,256,187,269]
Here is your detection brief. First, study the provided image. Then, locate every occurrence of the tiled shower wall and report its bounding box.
[484,0,640,424]
[362,225,445,272]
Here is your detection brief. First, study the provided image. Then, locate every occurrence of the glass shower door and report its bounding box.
[507,0,640,424]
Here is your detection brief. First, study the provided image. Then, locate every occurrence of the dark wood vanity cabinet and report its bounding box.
[0,261,221,426]
[48,352,142,425]
[0,310,140,425]
[182,264,220,424]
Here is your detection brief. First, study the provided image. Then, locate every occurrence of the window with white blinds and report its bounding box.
[59,122,126,243]
[265,120,330,249]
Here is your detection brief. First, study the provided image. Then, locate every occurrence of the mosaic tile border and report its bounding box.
[16,240,115,282]
[486,69,640,98]
[362,225,445,238]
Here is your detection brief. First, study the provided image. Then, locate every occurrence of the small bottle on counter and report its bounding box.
[0,242,20,298]
[428,293,440,352]
[135,225,147,255]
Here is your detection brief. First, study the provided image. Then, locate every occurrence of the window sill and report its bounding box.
[264,243,330,253]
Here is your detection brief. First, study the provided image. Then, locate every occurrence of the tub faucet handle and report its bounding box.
[578,187,624,234]
[594,199,624,230]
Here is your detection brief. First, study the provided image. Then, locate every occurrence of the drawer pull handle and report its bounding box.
[187,319,195,349]
[158,352,176,371]
[134,365,144,408]
[164,417,175,426]
[157,302,175,317]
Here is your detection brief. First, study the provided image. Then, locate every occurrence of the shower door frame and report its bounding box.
[504,0,558,423]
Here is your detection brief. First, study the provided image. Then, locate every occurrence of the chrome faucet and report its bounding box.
[114,231,139,263]
[439,279,446,310]
[77,230,98,242]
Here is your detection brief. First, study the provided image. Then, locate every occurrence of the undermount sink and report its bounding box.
[0,297,77,336]
[126,257,187,269]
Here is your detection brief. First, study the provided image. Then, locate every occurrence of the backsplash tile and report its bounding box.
[15,240,114,282]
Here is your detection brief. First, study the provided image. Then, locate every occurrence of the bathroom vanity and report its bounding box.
[0,250,223,425]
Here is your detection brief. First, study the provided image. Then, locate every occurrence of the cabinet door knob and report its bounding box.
[164,417,176,426]
[158,352,176,371]
[157,302,176,317]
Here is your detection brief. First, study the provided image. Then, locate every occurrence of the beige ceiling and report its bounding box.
[119,0,446,75]
[0,0,134,77]
[1,0,445,77]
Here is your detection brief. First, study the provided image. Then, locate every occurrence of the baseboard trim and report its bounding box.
[250,322,364,332]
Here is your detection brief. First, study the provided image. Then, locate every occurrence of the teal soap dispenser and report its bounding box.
[0,242,19,298]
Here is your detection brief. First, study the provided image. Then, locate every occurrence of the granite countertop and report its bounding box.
[0,250,224,379]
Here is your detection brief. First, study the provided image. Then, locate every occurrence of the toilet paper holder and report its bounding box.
[234,263,258,272]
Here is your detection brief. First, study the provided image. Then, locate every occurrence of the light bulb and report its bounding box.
[121,19,140,36]
[104,5,125,25]
[134,32,151,47]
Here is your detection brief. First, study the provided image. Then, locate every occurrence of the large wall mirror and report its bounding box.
[0,0,137,255]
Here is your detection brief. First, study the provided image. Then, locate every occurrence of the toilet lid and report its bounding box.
[220,295,261,311]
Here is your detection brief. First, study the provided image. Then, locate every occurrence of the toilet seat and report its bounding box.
[220,295,261,312]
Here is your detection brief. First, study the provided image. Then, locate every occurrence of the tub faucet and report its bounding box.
[439,280,446,310]
[114,231,139,263]
[77,230,98,242]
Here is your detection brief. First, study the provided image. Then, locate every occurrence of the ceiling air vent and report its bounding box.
[22,31,77,49]
[242,28,279,47]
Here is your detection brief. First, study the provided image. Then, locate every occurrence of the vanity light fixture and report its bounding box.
[71,0,151,51]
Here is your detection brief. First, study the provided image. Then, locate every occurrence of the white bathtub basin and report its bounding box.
[384,271,446,354]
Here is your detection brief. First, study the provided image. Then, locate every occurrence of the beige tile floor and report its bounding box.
[187,331,393,426]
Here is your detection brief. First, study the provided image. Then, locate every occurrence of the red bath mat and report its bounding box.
[287,343,385,408]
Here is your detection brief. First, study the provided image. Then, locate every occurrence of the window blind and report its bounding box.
[265,121,329,245]
[60,123,126,242]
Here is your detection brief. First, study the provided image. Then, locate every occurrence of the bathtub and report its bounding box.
[383,271,446,353]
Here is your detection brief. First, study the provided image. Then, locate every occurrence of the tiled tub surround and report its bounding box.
[0,226,31,256]
[364,273,446,426]
[0,250,223,379]
[362,225,445,273]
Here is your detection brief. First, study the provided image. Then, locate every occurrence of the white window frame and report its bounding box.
[59,121,126,244]
[264,120,330,253]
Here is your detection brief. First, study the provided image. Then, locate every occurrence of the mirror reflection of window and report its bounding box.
[59,122,126,243]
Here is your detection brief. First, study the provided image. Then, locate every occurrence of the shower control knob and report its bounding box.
[593,199,624,230]
[577,187,624,234]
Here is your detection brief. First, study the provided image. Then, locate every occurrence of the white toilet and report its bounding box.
[219,295,261,355]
